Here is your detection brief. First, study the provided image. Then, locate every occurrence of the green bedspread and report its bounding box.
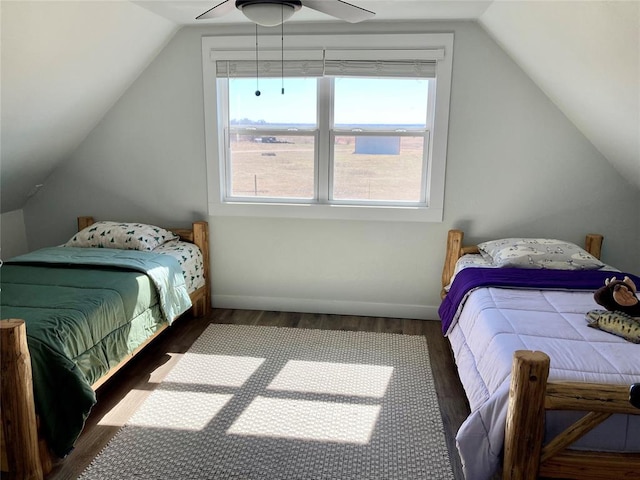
[0,247,192,457]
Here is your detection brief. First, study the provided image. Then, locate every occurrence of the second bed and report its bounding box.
[438,230,640,479]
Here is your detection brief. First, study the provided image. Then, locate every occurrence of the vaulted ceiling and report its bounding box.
[1,1,638,213]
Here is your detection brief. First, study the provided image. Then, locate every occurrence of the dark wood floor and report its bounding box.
[48,309,471,480]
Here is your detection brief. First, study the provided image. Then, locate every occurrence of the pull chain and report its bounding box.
[255,24,261,96]
[281,5,285,94]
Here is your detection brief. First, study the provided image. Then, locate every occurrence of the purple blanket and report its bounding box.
[438,268,640,334]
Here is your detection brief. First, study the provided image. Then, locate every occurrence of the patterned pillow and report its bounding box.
[478,238,604,270]
[65,221,179,251]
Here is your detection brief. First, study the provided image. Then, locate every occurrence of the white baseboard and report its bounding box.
[212,294,440,320]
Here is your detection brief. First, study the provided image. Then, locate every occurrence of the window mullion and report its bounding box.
[426,78,435,130]
[219,80,232,202]
[317,77,332,203]
[223,127,231,200]
[421,130,431,204]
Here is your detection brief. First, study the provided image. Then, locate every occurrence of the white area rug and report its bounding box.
[80,324,454,479]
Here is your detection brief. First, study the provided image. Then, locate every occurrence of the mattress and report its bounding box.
[442,268,640,480]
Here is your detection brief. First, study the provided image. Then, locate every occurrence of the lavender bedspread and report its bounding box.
[438,268,640,334]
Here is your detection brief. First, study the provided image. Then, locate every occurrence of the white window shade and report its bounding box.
[323,60,435,78]
[217,60,325,78]
[323,49,442,78]
[215,48,444,79]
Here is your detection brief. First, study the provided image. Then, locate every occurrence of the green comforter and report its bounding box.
[0,247,192,457]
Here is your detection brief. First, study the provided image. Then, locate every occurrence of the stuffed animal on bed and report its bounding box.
[594,276,640,317]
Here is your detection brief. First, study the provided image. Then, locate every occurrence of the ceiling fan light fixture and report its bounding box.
[239,1,300,27]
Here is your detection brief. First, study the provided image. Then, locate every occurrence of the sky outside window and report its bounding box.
[229,78,317,126]
[334,78,429,128]
[229,77,429,128]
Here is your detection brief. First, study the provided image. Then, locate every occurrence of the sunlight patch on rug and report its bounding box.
[227,396,381,443]
[166,353,266,388]
[267,360,394,398]
[127,390,233,431]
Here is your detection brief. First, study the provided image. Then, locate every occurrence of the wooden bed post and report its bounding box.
[441,230,464,298]
[585,234,603,259]
[0,320,43,480]
[503,350,550,480]
[192,221,211,317]
[77,216,95,231]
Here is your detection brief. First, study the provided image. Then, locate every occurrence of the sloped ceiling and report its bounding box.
[1,1,638,214]
[0,0,178,212]
[479,0,639,188]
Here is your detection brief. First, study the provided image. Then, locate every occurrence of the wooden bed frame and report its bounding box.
[440,229,604,299]
[0,216,211,480]
[441,229,640,480]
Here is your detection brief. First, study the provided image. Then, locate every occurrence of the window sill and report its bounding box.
[208,201,443,222]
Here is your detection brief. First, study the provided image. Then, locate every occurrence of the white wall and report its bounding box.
[23,21,640,319]
[1,209,28,260]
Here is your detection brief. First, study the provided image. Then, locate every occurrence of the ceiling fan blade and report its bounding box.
[196,0,237,20]
[303,0,375,23]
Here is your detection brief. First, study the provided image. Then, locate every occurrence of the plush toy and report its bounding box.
[594,276,640,317]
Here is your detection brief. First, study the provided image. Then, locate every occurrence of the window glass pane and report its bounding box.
[229,134,315,199]
[332,136,424,202]
[333,78,428,129]
[229,78,317,128]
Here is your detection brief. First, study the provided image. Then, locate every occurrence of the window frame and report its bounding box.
[202,33,454,222]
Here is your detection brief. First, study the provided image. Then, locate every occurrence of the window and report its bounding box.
[227,77,317,201]
[202,33,454,221]
[331,77,430,204]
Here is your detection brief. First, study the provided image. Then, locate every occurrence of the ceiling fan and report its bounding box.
[196,0,376,26]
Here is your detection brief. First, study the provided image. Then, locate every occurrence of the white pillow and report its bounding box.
[445,254,495,291]
[65,221,178,252]
[478,238,604,270]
